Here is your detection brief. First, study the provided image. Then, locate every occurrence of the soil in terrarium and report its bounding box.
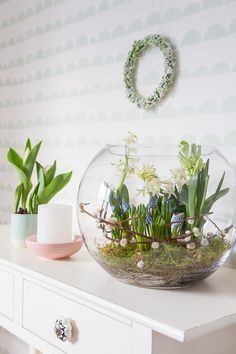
[96,238,230,288]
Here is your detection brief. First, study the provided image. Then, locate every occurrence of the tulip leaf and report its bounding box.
[29,183,39,214]
[37,171,72,204]
[44,160,57,185]
[7,148,23,170]
[24,138,32,152]
[14,184,22,213]
[23,140,42,178]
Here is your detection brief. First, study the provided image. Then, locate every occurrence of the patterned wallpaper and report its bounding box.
[0,0,235,224]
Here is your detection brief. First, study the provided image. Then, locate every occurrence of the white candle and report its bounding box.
[37,204,72,244]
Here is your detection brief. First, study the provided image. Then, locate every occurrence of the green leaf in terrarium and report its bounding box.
[120,184,129,203]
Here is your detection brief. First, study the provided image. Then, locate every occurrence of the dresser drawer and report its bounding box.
[0,267,14,319]
[22,280,132,354]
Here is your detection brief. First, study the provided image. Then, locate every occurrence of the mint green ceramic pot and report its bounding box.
[10,213,37,247]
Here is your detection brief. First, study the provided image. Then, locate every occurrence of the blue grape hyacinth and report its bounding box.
[145,213,153,225]
[171,212,185,229]
[122,201,130,213]
[147,196,157,209]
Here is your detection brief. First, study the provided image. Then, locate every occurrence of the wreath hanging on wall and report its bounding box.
[123,34,176,110]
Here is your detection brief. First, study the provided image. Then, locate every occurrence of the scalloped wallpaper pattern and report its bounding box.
[0,0,235,226]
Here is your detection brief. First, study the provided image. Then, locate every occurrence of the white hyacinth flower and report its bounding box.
[201,238,209,247]
[171,166,189,191]
[185,230,192,235]
[161,179,175,196]
[146,177,162,196]
[124,131,138,145]
[137,260,144,269]
[120,238,128,247]
[138,164,157,181]
[186,242,196,250]
[151,242,160,249]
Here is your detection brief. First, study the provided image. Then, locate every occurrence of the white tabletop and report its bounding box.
[0,225,236,342]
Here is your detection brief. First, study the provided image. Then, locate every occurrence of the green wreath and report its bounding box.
[123,34,175,109]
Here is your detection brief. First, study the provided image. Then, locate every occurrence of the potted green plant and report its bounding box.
[7,138,72,247]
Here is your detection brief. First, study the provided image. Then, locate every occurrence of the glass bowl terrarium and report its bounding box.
[78,134,236,288]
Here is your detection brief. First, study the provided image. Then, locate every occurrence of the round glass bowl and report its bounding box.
[77,143,236,288]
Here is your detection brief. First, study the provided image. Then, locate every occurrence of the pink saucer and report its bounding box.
[26,235,83,259]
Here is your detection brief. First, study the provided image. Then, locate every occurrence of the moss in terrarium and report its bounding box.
[97,238,230,279]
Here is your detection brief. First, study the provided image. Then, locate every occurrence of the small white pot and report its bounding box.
[10,213,37,248]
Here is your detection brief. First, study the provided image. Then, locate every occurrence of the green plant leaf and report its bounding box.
[14,165,30,190]
[178,184,188,205]
[202,171,229,213]
[7,148,23,170]
[203,188,229,214]
[120,184,129,203]
[23,138,32,165]
[24,138,32,152]
[36,163,45,194]
[14,184,22,213]
[23,140,42,178]
[29,183,39,214]
[37,171,72,204]
[188,176,198,216]
[43,160,57,185]
[36,161,43,180]
[215,172,225,196]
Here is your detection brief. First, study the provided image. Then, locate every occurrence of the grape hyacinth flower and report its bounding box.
[171,212,184,230]
[122,201,130,213]
[147,196,157,209]
[145,213,153,225]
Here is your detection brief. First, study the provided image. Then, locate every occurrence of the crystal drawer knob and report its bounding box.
[54,316,72,342]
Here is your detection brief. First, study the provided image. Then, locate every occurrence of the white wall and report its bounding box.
[0,0,235,225]
[0,0,235,351]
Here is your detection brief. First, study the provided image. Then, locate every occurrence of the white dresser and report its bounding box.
[0,224,236,354]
